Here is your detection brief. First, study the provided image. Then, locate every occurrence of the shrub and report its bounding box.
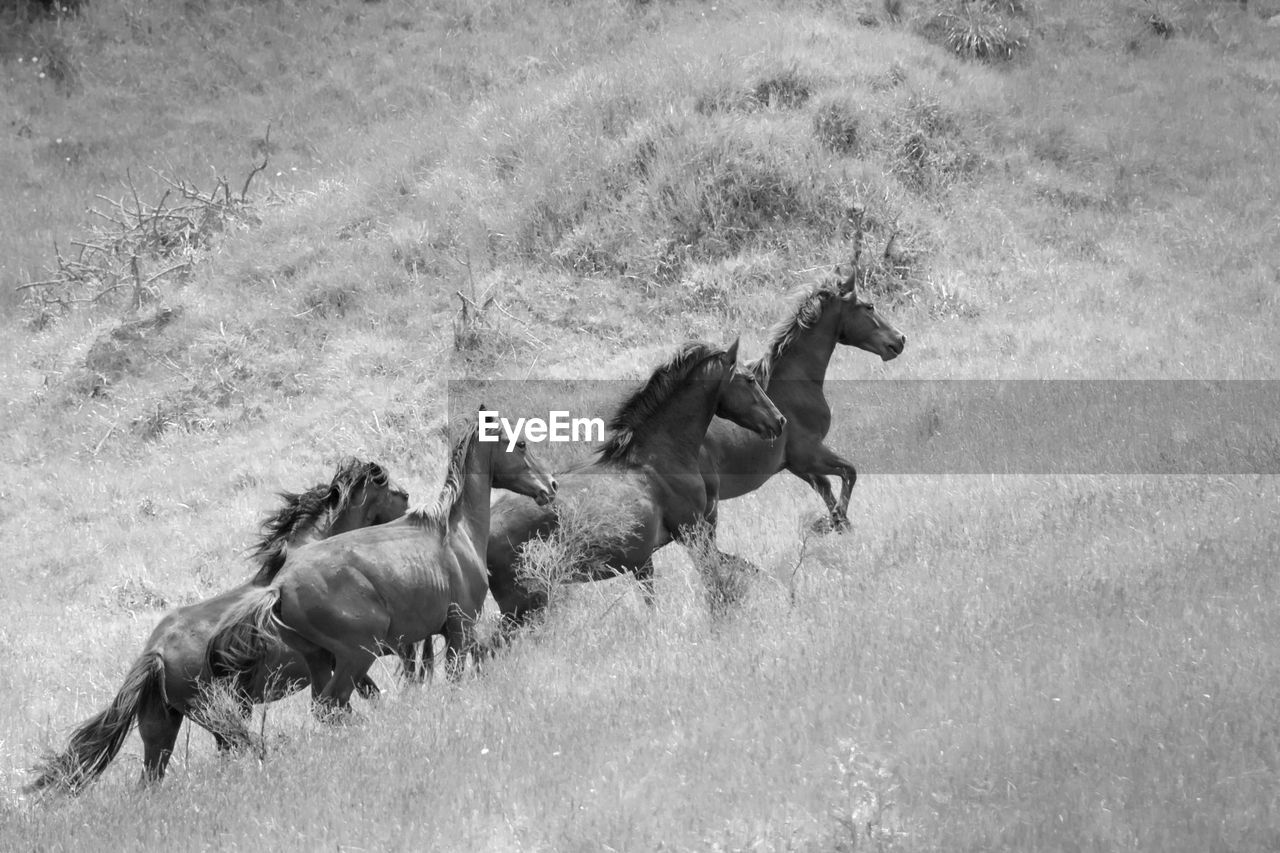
[514,482,643,616]
[19,167,261,318]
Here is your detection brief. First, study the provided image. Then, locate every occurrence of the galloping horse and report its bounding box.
[700,268,904,532]
[27,459,410,792]
[486,339,786,625]
[206,411,557,719]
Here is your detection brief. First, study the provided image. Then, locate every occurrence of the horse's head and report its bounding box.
[835,273,906,361]
[356,463,411,525]
[325,462,411,536]
[715,337,786,440]
[486,417,558,507]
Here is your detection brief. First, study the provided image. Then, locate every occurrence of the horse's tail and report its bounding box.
[27,650,167,794]
[205,586,283,689]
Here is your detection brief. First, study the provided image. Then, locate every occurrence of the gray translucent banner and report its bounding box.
[448,380,1280,475]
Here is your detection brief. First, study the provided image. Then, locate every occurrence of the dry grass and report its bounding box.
[513,479,645,618]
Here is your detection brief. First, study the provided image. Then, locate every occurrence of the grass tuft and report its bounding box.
[299,281,359,320]
[922,1,1030,62]
[750,62,814,110]
[32,28,80,93]
[1142,2,1177,39]
[105,575,168,612]
[681,519,756,620]
[79,305,183,395]
[813,97,864,155]
[886,95,982,193]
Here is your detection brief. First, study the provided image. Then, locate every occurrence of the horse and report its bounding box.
[205,410,558,720]
[485,338,786,626]
[26,458,410,793]
[700,267,904,533]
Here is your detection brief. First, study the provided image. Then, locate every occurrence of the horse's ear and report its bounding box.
[725,337,740,364]
[838,268,858,296]
[840,203,865,296]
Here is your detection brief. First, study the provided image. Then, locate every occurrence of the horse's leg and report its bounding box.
[420,636,436,683]
[790,443,857,532]
[480,615,516,659]
[691,504,754,571]
[354,673,381,700]
[444,609,475,684]
[399,640,425,685]
[137,701,182,785]
[316,645,377,722]
[303,648,335,707]
[800,474,841,530]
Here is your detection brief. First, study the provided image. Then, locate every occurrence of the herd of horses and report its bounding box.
[27,259,905,794]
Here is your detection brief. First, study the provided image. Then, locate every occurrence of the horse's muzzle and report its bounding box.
[534,481,557,506]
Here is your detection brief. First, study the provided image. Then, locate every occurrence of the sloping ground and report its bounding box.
[2,0,1279,849]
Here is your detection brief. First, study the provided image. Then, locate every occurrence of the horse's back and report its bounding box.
[147,586,256,703]
[277,521,457,650]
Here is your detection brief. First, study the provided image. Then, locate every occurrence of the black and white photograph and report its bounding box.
[2,0,1277,848]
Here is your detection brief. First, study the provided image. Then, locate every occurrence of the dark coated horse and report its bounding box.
[486,339,786,625]
[27,459,409,793]
[700,268,904,533]
[206,411,557,719]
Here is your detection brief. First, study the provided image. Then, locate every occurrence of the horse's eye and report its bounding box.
[516,440,527,450]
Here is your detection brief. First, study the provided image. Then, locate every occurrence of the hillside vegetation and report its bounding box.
[2,0,1279,850]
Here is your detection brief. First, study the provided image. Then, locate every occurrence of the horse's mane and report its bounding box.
[248,457,390,584]
[596,341,726,465]
[406,418,480,531]
[746,284,840,385]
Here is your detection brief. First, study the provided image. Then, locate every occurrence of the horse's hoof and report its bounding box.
[807,516,835,535]
[720,553,760,575]
[313,704,359,726]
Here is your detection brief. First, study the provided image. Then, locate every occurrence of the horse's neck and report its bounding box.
[286,524,325,549]
[449,441,493,550]
[628,379,718,467]
[320,507,362,539]
[772,310,839,384]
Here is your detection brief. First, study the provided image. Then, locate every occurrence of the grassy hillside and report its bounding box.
[3,0,1279,849]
